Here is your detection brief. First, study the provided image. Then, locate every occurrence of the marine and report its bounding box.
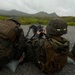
[25,18,70,74]
[0,17,75,74]
[0,18,27,72]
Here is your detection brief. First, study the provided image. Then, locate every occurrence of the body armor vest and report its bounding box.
[30,37,69,74]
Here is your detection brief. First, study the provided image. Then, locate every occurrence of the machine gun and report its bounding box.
[26,24,45,39]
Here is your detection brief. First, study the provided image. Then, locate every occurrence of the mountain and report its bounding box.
[0,9,58,17]
[49,12,58,17]
[0,9,28,16]
[33,11,49,17]
[33,11,58,17]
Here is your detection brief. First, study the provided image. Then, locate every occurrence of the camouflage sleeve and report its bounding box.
[17,30,26,50]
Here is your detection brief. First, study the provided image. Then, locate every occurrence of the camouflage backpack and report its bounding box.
[42,37,69,74]
[0,19,23,67]
[29,37,69,74]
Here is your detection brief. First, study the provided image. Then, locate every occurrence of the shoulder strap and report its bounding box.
[47,38,69,54]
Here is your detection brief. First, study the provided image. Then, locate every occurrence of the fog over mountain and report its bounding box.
[0,0,75,16]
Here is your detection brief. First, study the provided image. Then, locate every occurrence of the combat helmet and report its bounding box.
[46,18,67,36]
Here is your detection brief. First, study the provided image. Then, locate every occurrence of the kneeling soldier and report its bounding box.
[0,18,26,72]
[26,18,69,74]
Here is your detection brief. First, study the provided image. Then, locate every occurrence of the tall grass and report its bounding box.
[0,16,8,20]
[67,22,75,26]
[0,16,75,26]
[18,17,49,25]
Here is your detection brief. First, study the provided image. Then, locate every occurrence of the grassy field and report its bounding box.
[18,17,49,25]
[0,15,75,26]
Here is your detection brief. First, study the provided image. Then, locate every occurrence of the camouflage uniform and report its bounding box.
[0,19,26,68]
[37,18,69,74]
[26,18,69,74]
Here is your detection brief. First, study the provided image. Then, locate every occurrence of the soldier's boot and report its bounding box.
[6,52,25,72]
[7,60,20,72]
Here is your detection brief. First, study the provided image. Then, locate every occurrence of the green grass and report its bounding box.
[67,22,75,26]
[0,16,8,20]
[0,15,75,26]
[18,17,48,25]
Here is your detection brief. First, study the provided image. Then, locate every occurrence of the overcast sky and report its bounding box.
[0,0,75,16]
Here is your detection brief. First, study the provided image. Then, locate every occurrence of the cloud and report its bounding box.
[0,0,75,16]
